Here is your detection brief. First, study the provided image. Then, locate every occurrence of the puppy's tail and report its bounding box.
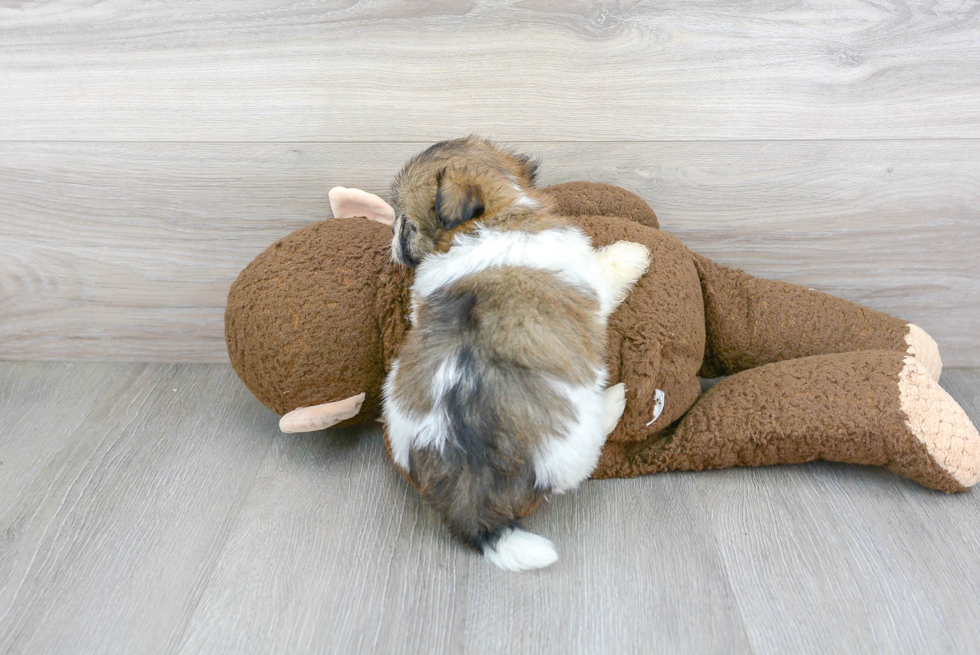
[479,524,558,572]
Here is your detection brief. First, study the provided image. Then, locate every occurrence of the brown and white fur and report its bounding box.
[382,137,650,571]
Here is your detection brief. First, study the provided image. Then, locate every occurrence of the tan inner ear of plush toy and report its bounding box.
[899,356,980,487]
[329,187,396,225]
[905,323,942,382]
[279,393,366,433]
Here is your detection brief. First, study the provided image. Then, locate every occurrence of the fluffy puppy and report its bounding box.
[382,137,650,571]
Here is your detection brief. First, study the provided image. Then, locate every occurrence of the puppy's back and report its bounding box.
[385,260,606,570]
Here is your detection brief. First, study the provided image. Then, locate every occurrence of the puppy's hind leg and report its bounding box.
[595,241,651,318]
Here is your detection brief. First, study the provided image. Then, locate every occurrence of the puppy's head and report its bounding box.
[389,136,549,267]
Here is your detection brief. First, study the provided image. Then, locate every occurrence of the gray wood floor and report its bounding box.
[2,362,979,654]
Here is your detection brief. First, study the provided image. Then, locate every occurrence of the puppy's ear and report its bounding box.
[514,154,539,185]
[435,168,485,230]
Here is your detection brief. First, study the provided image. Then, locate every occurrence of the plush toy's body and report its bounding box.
[226,182,980,495]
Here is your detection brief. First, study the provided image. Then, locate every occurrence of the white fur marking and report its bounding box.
[511,193,540,209]
[595,241,651,318]
[601,382,627,436]
[646,389,666,426]
[391,214,406,264]
[533,370,609,493]
[411,227,605,305]
[382,356,462,470]
[483,527,558,571]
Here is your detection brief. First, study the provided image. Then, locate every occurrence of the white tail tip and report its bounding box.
[483,528,558,572]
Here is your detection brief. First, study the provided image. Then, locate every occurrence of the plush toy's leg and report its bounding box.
[594,351,979,493]
[693,253,942,381]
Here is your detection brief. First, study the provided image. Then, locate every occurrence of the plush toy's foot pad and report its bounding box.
[899,356,980,490]
[905,323,943,382]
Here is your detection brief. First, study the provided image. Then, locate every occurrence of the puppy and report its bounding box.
[382,137,650,571]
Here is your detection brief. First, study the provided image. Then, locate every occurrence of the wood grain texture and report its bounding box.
[693,368,980,655]
[454,474,750,654]
[175,428,750,655]
[933,369,980,568]
[0,363,276,654]
[1,1,979,141]
[2,140,977,364]
[2,363,980,653]
[175,427,472,654]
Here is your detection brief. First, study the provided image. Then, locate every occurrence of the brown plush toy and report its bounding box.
[225,182,980,495]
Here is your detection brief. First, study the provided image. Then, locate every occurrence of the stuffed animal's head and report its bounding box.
[225,189,412,433]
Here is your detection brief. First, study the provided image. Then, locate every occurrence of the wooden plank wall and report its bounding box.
[1,1,978,364]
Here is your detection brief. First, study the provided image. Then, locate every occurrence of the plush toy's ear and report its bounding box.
[328,187,396,226]
[435,169,485,230]
[279,393,366,433]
